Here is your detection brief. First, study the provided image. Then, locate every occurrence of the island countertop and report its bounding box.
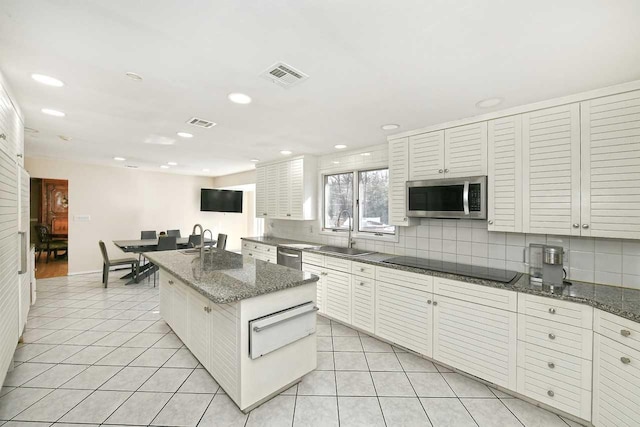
[144,249,319,304]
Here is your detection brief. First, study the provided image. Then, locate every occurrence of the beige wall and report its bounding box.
[25,157,252,274]
[212,169,256,188]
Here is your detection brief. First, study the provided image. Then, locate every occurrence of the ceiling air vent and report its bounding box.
[261,62,309,88]
[186,117,216,128]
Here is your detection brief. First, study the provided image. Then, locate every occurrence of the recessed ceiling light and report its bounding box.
[228,93,252,104]
[381,124,400,131]
[176,132,193,138]
[476,97,503,108]
[332,161,340,164]
[334,144,347,149]
[361,152,371,156]
[41,108,65,117]
[280,150,292,155]
[31,74,64,87]
[167,162,178,166]
[58,135,72,141]
[125,72,143,81]
[113,157,126,161]
[250,159,260,162]
[202,168,210,172]
[160,165,170,169]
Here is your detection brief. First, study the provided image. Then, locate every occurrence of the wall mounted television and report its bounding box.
[200,189,243,213]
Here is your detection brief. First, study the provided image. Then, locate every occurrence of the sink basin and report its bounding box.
[317,246,375,257]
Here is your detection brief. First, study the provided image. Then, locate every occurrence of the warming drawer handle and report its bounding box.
[253,306,319,333]
[279,252,300,258]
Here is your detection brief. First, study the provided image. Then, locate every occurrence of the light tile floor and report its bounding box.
[0,273,586,427]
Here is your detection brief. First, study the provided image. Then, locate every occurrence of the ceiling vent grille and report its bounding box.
[261,62,309,88]
[187,117,216,128]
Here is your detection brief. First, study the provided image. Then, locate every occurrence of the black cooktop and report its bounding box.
[381,256,520,283]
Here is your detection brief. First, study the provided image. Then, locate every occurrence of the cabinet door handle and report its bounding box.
[359,282,365,286]
[549,308,556,314]
[433,301,438,306]
[444,168,449,173]
[263,213,267,216]
[438,169,444,174]
[286,213,292,217]
[360,267,365,272]
[0,133,5,140]
[621,357,631,365]
[547,390,554,397]
[168,280,174,285]
[548,333,556,340]
[582,224,589,229]
[488,220,493,225]
[548,362,555,369]
[621,329,631,337]
[427,300,432,304]
[572,223,580,228]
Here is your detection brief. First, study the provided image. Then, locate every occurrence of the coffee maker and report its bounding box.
[528,244,565,290]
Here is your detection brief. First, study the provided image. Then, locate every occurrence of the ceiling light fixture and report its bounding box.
[250,159,260,162]
[31,74,64,87]
[476,97,503,108]
[280,150,292,155]
[332,161,340,164]
[361,152,371,156]
[202,168,210,172]
[113,157,126,161]
[160,165,170,169]
[167,162,178,166]
[41,108,65,117]
[125,72,143,81]
[177,132,193,138]
[381,124,400,131]
[334,144,347,149]
[228,93,252,104]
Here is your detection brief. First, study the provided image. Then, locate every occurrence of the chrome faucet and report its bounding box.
[203,229,214,256]
[191,223,204,254]
[335,209,354,249]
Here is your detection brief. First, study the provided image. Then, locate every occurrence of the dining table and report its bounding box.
[113,237,216,285]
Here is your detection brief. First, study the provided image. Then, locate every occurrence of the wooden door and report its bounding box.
[444,122,488,178]
[409,131,445,180]
[41,179,68,236]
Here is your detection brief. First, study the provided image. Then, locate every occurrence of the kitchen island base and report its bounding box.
[158,269,317,412]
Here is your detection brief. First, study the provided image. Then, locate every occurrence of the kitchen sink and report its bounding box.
[316,246,375,257]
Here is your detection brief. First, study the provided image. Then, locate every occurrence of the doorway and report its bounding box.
[31,178,69,278]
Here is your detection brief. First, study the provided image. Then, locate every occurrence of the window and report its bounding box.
[323,168,396,237]
[358,169,394,234]
[324,172,354,230]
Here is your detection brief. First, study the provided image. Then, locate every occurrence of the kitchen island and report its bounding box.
[144,248,319,412]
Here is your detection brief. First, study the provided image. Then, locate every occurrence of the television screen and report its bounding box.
[200,189,243,213]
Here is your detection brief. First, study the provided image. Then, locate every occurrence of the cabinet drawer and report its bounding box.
[352,276,375,334]
[517,341,592,390]
[518,294,593,329]
[593,334,640,427]
[434,277,517,312]
[517,365,591,420]
[325,256,351,273]
[518,314,592,360]
[376,266,433,293]
[352,262,374,279]
[595,309,640,351]
[302,252,324,267]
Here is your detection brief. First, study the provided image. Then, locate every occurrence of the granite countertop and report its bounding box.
[144,249,318,304]
[241,236,640,323]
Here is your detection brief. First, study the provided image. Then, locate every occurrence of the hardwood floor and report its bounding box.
[35,254,68,279]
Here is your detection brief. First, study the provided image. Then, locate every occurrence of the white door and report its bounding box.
[409,131,445,180]
[277,161,291,218]
[388,138,410,226]
[187,289,211,365]
[444,122,488,178]
[523,103,581,235]
[581,90,640,239]
[351,276,375,334]
[255,166,267,218]
[289,158,304,219]
[432,295,517,390]
[266,164,279,217]
[488,115,523,232]
[159,276,174,326]
[324,269,351,323]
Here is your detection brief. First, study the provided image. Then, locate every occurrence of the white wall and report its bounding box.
[25,157,250,274]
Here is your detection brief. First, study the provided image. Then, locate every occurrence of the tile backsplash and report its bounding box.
[265,218,640,290]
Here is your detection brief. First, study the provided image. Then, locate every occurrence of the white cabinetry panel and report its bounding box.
[266,164,278,217]
[444,122,487,178]
[523,104,581,235]
[389,138,411,226]
[409,131,444,180]
[433,295,516,389]
[351,275,375,334]
[433,277,516,311]
[488,115,522,232]
[580,90,640,239]
[277,161,291,218]
[289,158,304,219]
[255,166,267,218]
[188,289,211,365]
[324,269,351,324]
[302,263,325,313]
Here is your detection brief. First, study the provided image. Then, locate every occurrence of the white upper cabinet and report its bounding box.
[255,156,316,220]
[444,122,488,178]
[389,138,412,226]
[580,90,640,239]
[488,115,523,232]
[409,131,445,180]
[523,104,581,235]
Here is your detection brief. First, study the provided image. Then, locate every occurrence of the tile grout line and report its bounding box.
[356,326,387,427]
[394,350,435,426]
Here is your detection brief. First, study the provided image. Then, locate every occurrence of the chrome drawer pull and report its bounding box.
[360,268,365,272]
[433,301,438,306]
[621,329,631,337]
[547,390,554,397]
[621,357,631,365]
[548,308,556,314]
[359,282,365,286]
[548,362,555,369]
[548,333,556,340]
[427,300,432,304]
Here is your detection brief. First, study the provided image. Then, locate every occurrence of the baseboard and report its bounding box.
[67,269,101,276]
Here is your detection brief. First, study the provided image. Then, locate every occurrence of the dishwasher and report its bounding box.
[277,247,302,270]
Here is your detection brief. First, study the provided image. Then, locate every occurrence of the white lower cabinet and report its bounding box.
[241,241,276,263]
[172,279,189,341]
[351,275,375,334]
[302,263,325,313]
[432,294,517,389]
[324,269,351,324]
[159,273,174,326]
[188,290,212,365]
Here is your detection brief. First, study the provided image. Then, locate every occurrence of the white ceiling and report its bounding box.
[1,0,640,177]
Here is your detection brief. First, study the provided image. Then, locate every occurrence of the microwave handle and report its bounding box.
[463,181,470,215]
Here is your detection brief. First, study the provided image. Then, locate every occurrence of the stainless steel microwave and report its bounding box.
[406,176,487,219]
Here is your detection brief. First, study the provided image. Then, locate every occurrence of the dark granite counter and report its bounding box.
[144,248,318,304]
[241,236,640,323]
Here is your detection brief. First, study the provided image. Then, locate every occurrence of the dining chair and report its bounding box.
[167,229,181,238]
[35,224,68,263]
[216,233,227,250]
[157,235,177,251]
[187,234,201,248]
[99,241,139,288]
[141,230,157,239]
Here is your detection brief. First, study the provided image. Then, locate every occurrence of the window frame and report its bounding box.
[321,167,398,242]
